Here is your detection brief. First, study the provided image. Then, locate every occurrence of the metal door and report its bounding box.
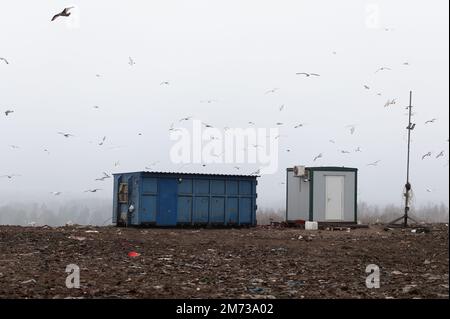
[157,179,178,226]
[325,176,344,221]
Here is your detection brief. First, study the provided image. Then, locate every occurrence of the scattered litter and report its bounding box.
[287,280,305,288]
[424,259,431,265]
[85,230,99,234]
[68,236,86,241]
[20,279,36,284]
[153,285,164,290]
[128,251,141,258]
[391,271,404,275]
[248,287,265,294]
[298,235,303,240]
[402,284,418,294]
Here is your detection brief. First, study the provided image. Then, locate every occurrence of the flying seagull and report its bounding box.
[0,57,9,65]
[265,88,279,94]
[50,191,62,196]
[0,174,21,179]
[160,81,170,86]
[128,57,136,66]
[58,132,74,138]
[355,147,362,152]
[294,123,305,129]
[200,99,218,104]
[95,172,111,181]
[367,160,381,166]
[329,139,336,144]
[179,116,192,122]
[4,110,14,116]
[84,189,102,193]
[364,85,370,90]
[98,136,106,146]
[425,118,437,124]
[340,150,351,154]
[279,104,285,111]
[384,99,397,108]
[313,153,323,161]
[51,7,75,21]
[422,152,432,160]
[9,145,20,150]
[346,125,356,135]
[375,67,392,73]
[296,72,320,77]
[436,151,445,159]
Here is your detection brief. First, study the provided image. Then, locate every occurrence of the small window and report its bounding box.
[118,183,129,203]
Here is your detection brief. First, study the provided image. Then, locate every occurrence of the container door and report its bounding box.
[325,176,344,221]
[157,179,178,226]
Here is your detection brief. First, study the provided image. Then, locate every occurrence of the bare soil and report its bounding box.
[0,224,448,299]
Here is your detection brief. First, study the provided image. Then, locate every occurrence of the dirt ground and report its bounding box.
[0,224,448,299]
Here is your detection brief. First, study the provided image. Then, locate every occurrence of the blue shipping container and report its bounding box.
[113,172,258,227]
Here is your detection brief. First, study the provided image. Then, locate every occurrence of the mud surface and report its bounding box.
[0,224,448,299]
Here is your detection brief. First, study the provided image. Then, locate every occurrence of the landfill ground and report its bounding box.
[0,224,448,299]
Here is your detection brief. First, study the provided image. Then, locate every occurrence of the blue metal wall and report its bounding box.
[113,172,257,227]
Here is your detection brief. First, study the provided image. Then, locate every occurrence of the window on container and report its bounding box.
[118,183,129,203]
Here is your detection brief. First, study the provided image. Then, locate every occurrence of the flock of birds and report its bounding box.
[1,6,448,197]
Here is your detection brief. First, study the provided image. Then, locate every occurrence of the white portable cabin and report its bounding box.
[286,166,358,223]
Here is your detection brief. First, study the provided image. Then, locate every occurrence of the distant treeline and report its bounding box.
[0,200,448,226]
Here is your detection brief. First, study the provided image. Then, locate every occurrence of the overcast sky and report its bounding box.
[0,0,448,210]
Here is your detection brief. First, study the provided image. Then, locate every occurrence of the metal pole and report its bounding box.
[404,91,413,227]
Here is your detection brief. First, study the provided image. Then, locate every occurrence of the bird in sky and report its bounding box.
[276,122,284,126]
[0,174,21,179]
[313,153,323,161]
[84,189,102,193]
[279,104,285,111]
[346,125,356,135]
[355,147,362,152]
[114,161,120,167]
[436,151,445,159]
[9,145,20,150]
[384,99,397,108]
[422,152,432,160]
[95,172,111,181]
[329,139,336,144]
[4,110,14,116]
[294,123,305,129]
[179,116,192,122]
[200,99,218,104]
[95,74,102,78]
[145,161,160,170]
[50,191,62,196]
[296,72,320,77]
[403,62,410,66]
[92,105,100,109]
[364,85,370,90]
[426,188,432,193]
[425,118,437,124]
[367,160,381,166]
[128,57,135,66]
[265,88,279,94]
[160,81,170,86]
[44,149,50,155]
[51,7,75,21]
[58,132,74,138]
[98,136,106,146]
[95,136,108,146]
[340,150,351,154]
[375,67,392,73]
[202,122,213,128]
[0,57,9,65]
[248,122,255,126]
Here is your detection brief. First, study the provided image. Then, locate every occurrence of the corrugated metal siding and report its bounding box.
[113,172,257,227]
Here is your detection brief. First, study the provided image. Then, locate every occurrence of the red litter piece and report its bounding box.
[128,251,141,258]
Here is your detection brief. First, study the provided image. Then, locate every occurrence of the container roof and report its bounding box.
[113,171,259,178]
